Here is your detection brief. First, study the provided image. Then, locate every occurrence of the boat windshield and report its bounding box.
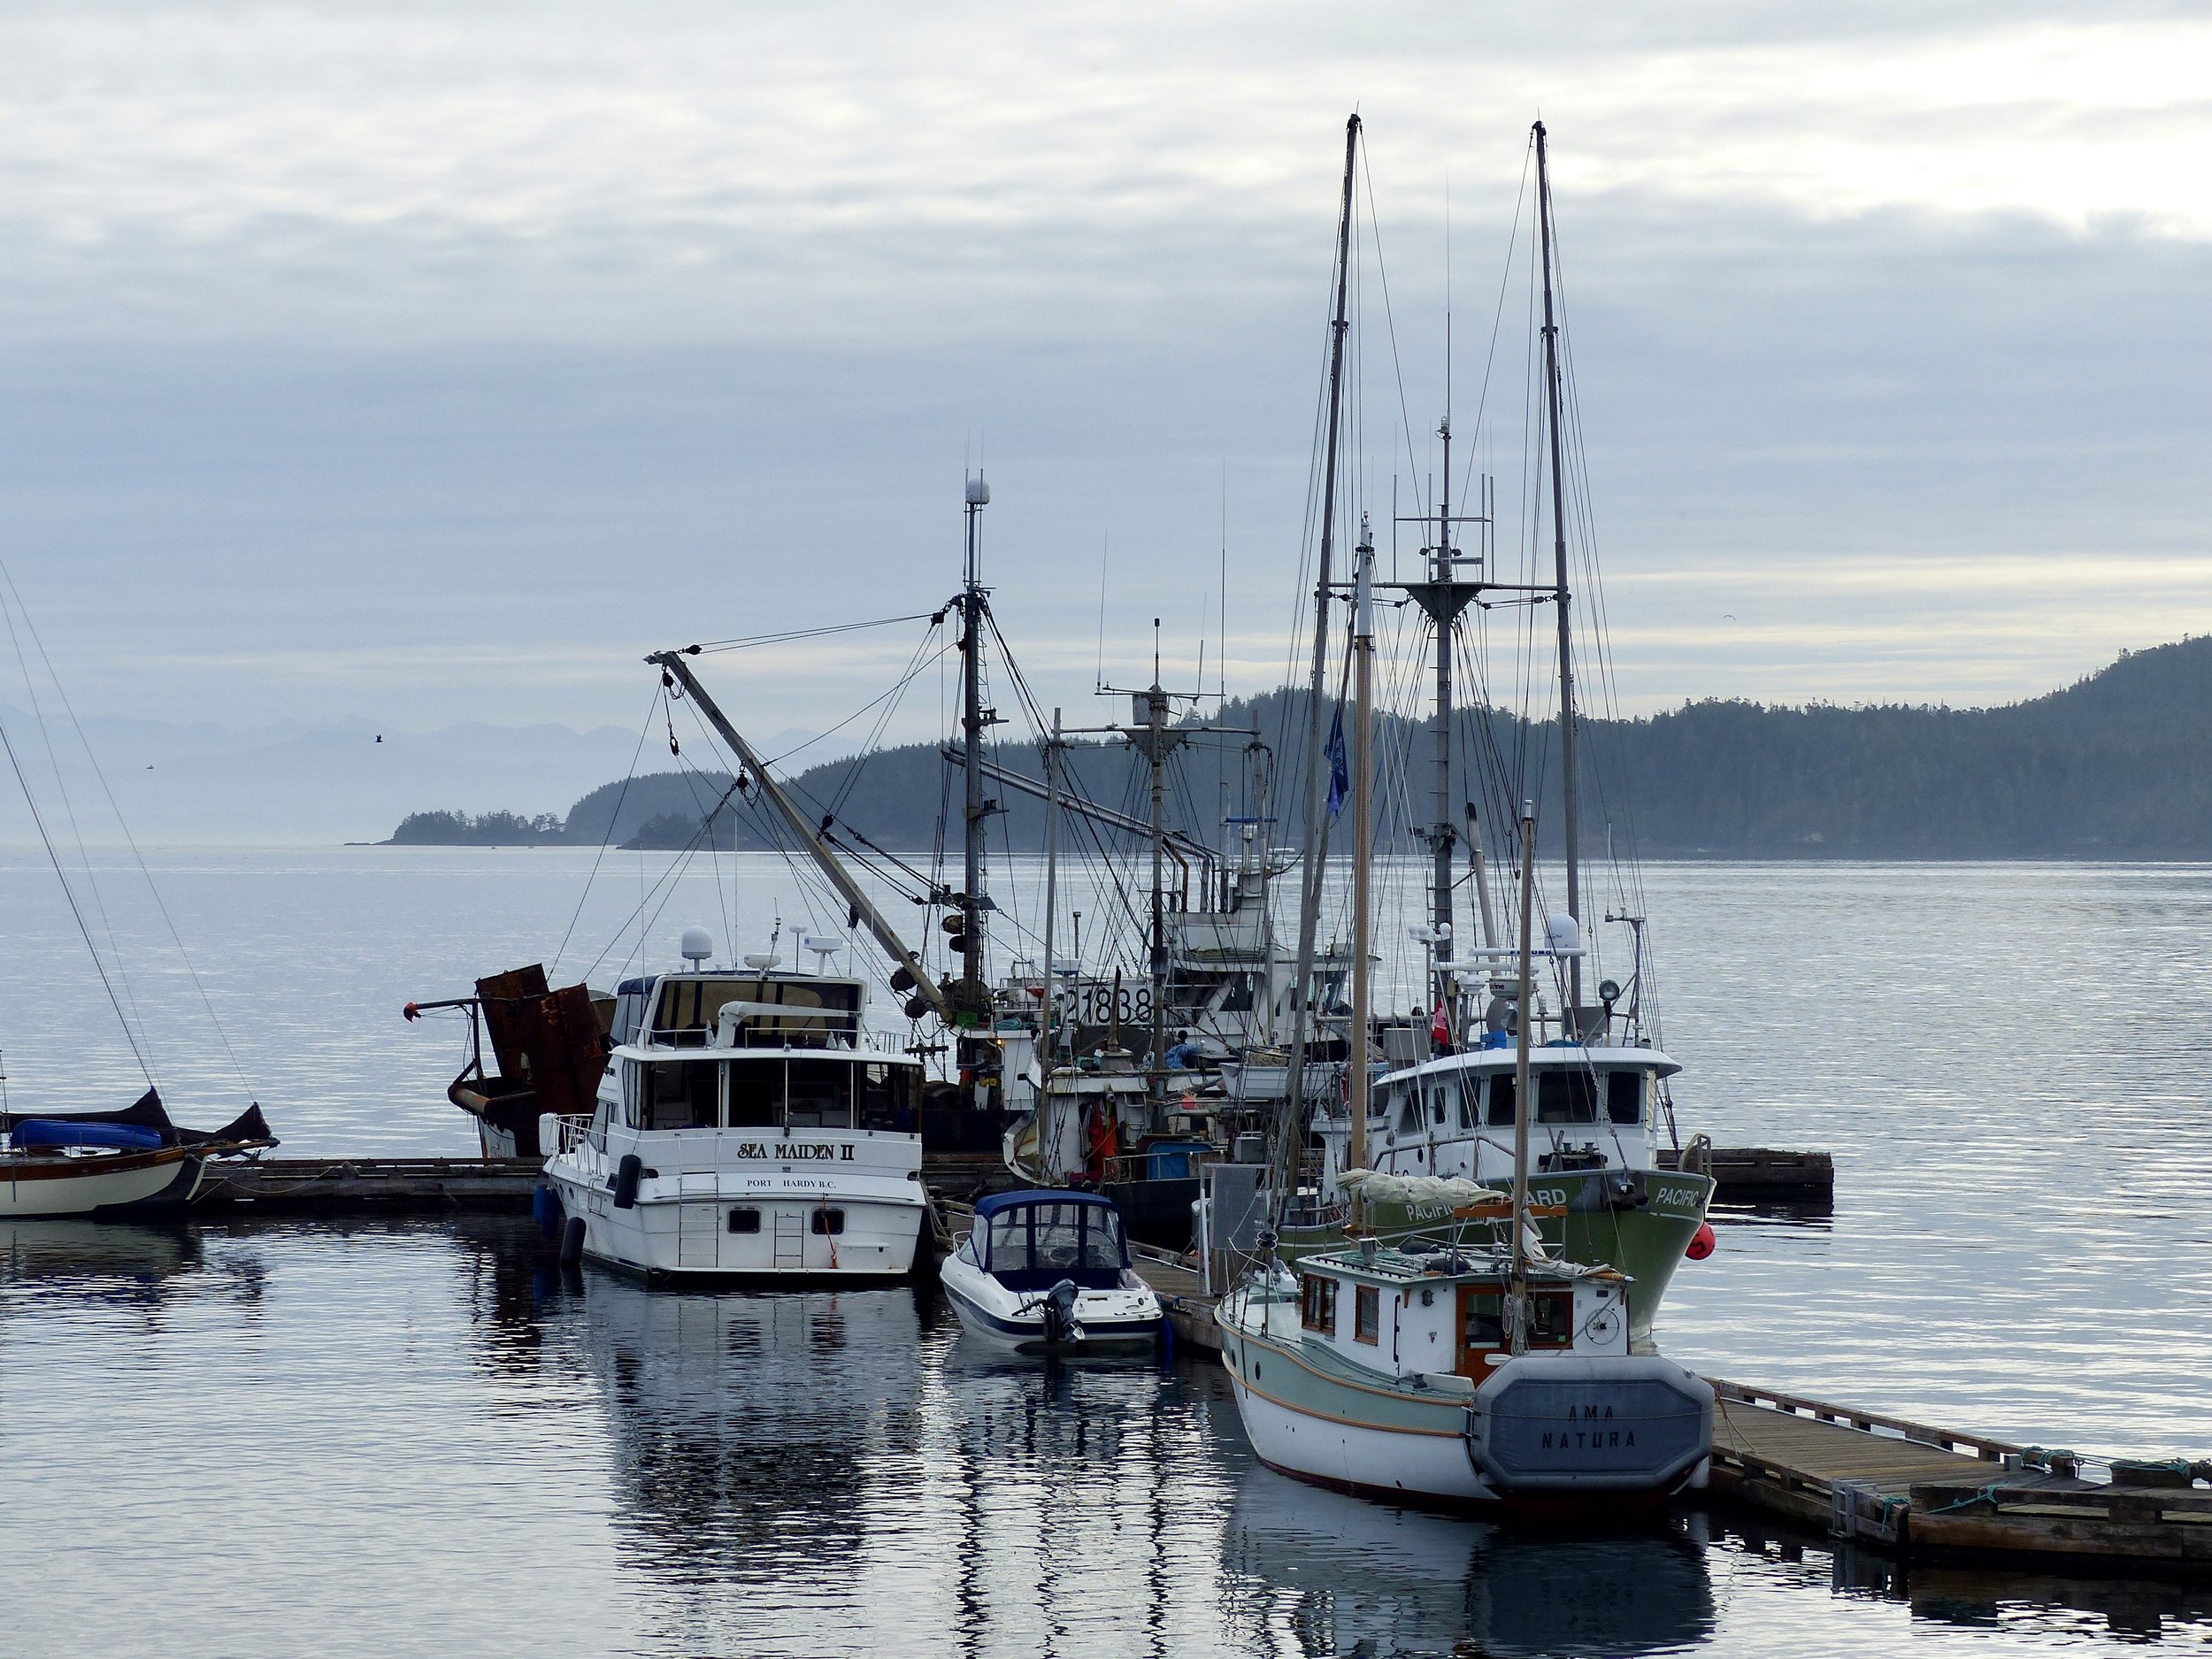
[983,1202,1127,1293]
[623,1056,920,1133]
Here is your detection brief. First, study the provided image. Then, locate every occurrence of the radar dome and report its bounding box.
[1544,914,1582,956]
[965,473,991,505]
[680,925,713,964]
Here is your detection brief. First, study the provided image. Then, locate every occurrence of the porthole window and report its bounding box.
[727,1207,762,1234]
[810,1208,846,1236]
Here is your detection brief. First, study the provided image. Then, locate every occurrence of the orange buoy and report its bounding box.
[1685,1222,1717,1261]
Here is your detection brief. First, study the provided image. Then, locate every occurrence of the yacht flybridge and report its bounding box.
[542,931,929,1283]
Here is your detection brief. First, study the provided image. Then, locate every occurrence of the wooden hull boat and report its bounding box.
[0,1092,276,1219]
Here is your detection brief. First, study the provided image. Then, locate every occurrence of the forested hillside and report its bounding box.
[385,636,2212,857]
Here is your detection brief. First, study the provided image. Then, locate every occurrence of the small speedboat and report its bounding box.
[941,1189,1164,1353]
[0,1088,277,1218]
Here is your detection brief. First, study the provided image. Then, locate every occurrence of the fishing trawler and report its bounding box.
[541,926,931,1282]
[1197,116,1714,1336]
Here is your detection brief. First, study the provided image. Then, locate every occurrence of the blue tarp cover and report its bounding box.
[11,1119,165,1151]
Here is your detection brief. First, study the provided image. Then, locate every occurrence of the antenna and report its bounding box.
[1094,531,1110,691]
[1219,463,1228,703]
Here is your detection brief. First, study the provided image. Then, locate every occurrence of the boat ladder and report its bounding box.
[773,1207,804,1269]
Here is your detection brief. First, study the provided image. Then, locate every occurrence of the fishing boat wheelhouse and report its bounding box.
[543,958,927,1282]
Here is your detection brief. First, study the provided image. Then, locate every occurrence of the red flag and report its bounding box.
[1431,998,1449,1045]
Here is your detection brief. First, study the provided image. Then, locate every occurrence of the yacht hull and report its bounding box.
[939,1270,1163,1353]
[549,1177,926,1283]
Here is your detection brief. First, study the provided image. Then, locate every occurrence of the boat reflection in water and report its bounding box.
[575,1274,940,1586]
[1218,1427,1716,1658]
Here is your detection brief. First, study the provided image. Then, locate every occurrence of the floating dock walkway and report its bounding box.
[188,1141,1832,1214]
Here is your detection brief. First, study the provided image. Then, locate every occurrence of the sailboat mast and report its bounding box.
[960,474,991,999]
[1534,121,1582,1017]
[1508,802,1536,1352]
[1348,523,1375,1190]
[1430,418,1456,1005]
[1146,640,1170,1104]
[1041,707,1064,1064]
[1282,111,1361,1151]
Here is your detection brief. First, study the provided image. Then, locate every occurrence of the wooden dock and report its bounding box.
[1709,1379,2212,1576]
[182,1140,1830,1216]
[1657,1144,1833,1205]
[194,1156,542,1212]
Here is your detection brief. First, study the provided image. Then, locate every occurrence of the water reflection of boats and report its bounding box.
[576,1276,934,1578]
[1223,1449,1716,1658]
[0,1216,202,1287]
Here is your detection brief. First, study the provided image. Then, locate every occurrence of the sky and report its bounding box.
[2,0,2210,769]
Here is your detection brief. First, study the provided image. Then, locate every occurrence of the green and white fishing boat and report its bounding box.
[1200,116,1714,1340]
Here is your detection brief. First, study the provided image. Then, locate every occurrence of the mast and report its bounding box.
[1280,111,1360,1170]
[649,651,949,1020]
[1144,638,1171,1102]
[959,473,992,1003]
[1534,120,1582,1018]
[1430,419,1457,1006]
[1041,707,1064,1065]
[1508,802,1536,1352]
[1348,522,1375,1193]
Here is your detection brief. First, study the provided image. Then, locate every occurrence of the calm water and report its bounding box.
[3,849,2210,1655]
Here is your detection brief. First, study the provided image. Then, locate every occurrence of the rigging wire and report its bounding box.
[0,711,152,1087]
[682,612,940,654]
[0,579,156,1080]
[550,680,666,976]
[0,562,259,1096]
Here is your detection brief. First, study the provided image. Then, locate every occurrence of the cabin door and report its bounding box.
[677,1198,718,1268]
[1454,1286,1505,1379]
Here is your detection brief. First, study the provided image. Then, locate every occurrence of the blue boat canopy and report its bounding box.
[973,1187,1120,1221]
[972,1189,1130,1291]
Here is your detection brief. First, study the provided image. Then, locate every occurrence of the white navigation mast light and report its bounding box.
[680,925,714,965]
[965,473,991,506]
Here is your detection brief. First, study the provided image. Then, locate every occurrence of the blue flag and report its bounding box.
[1325,707,1349,819]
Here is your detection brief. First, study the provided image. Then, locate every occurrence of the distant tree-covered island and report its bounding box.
[385,810,566,847]
[382,635,2212,858]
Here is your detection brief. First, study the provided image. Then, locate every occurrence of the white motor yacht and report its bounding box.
[542,941,929,1283]
[941,1189,1164,1352]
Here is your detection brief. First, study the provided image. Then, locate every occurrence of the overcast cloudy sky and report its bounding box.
[2,1,2208,749]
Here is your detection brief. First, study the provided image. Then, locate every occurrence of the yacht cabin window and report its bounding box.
[1354,1285,1379,1344]
[1455,1079,1479,1130]
[1535,1071,1598,1125]
[1486,1074,1516,1126]
[1395,1088,1422,1137]
[785,1058,854,1129]
[647,1061,720,1130]
[1459,1287,1573,1356]
[1300,1273,1339,1334]
[1606,1070,1645,1125]
[727,1062,781,1128]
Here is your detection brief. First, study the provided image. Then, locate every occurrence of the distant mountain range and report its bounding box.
[384,636,2212,859]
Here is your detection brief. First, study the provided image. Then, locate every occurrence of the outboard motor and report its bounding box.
[1034,1279,1082,1347]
